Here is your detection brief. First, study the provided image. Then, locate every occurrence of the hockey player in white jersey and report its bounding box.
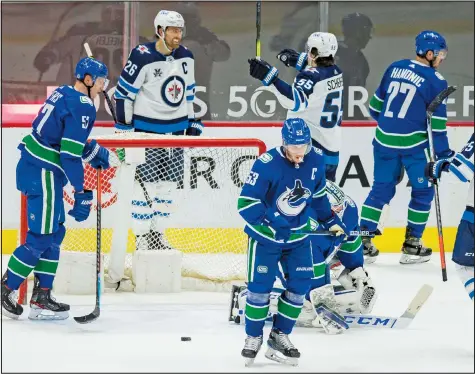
[113,10,203,256]
[426,133,474,301]
[248,32,343,182]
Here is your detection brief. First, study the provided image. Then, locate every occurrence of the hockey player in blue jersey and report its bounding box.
[359,30,454,265]
[230,180,377,334]
[237,118,349,366]
[112,10,203,262]
[426,133,474,301]
[249,32,343,182]
[1,57,110,320]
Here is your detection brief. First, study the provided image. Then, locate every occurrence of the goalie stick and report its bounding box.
[295,230,376,237]
[341,284,433,329]
[426,85,457,282]
[74,168,102,324]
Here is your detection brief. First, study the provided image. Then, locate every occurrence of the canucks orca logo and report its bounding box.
[276,179,311,216]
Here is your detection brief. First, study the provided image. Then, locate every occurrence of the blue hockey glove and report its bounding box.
[425,159,450,183]
[263,211,291,242]
[248,58,279,86]
[83,140,110,170]
[68,190,93,222]
[318,212,349,238]
[276,49,307,71]
[186,119,204,136]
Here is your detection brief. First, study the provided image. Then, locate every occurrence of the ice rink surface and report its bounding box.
[1,254,474,373]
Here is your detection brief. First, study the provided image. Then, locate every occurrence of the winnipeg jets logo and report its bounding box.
[276,180,311,216]
[154,68,162,78]
[161,76,185,107]
[136,44,151,54]
[168,84,181,100]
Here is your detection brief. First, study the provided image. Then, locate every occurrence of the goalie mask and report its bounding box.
[326,180,347,219]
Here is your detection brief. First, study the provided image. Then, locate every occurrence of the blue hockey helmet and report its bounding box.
[415,30,447,59]
[282,118,312,154]
[75,57,109,87]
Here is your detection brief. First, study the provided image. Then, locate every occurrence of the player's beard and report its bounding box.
[165,35,181,50]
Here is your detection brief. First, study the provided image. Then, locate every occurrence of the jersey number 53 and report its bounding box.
[245,171,259,186]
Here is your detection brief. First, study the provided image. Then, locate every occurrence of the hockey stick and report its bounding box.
[74,168,102,324]
[342,284,433,329]
[426,85,457,282]
[256,0,261,59]
[295,230,375,237]
[83,42,154,211]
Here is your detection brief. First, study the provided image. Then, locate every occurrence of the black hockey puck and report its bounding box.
[181,336,191,342]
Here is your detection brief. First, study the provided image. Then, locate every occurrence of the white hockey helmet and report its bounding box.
[154,10,185,37]
[306,32,338,58]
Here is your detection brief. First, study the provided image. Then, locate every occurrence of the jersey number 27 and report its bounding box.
[384,81,416,119]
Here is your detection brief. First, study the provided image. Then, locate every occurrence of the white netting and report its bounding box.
[58,134,265,290]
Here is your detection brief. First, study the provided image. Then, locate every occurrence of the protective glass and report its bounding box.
[435,49,448,60]
[283,142,312,155]
[96,77,109,91]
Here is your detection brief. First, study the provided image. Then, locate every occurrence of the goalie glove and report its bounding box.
[337,267,377,314]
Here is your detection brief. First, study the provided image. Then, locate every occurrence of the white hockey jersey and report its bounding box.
[270,65,343,154]
[114,42,196,134]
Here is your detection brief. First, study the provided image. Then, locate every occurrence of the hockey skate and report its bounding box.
[362,235,380,264]
[1,273,23,319]
[29,277,70,320]
[241,335,263,367]
[400,228,432,264]
[265,328,300,366]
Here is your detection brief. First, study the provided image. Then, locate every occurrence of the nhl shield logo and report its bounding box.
[276,179,311,216]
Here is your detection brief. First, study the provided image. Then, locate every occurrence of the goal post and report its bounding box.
[18,133,266,300]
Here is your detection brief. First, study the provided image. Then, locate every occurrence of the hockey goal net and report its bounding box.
[19,133,266,298]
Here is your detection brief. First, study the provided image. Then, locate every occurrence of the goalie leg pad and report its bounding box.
[314,303,349,334]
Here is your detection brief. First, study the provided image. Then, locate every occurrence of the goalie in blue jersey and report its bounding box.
[1,57,111,320]
[359,30,454,265]
[237,118,350,366]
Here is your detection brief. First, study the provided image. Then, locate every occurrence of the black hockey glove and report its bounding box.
[248,58,279,86]
[186,119,204,136]
[276,49,307,71]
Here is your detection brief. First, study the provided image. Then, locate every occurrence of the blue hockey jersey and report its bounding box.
[114,42,196,134]
[237,146,334,248]
[368,59,450,155]
[18,85,97,192]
